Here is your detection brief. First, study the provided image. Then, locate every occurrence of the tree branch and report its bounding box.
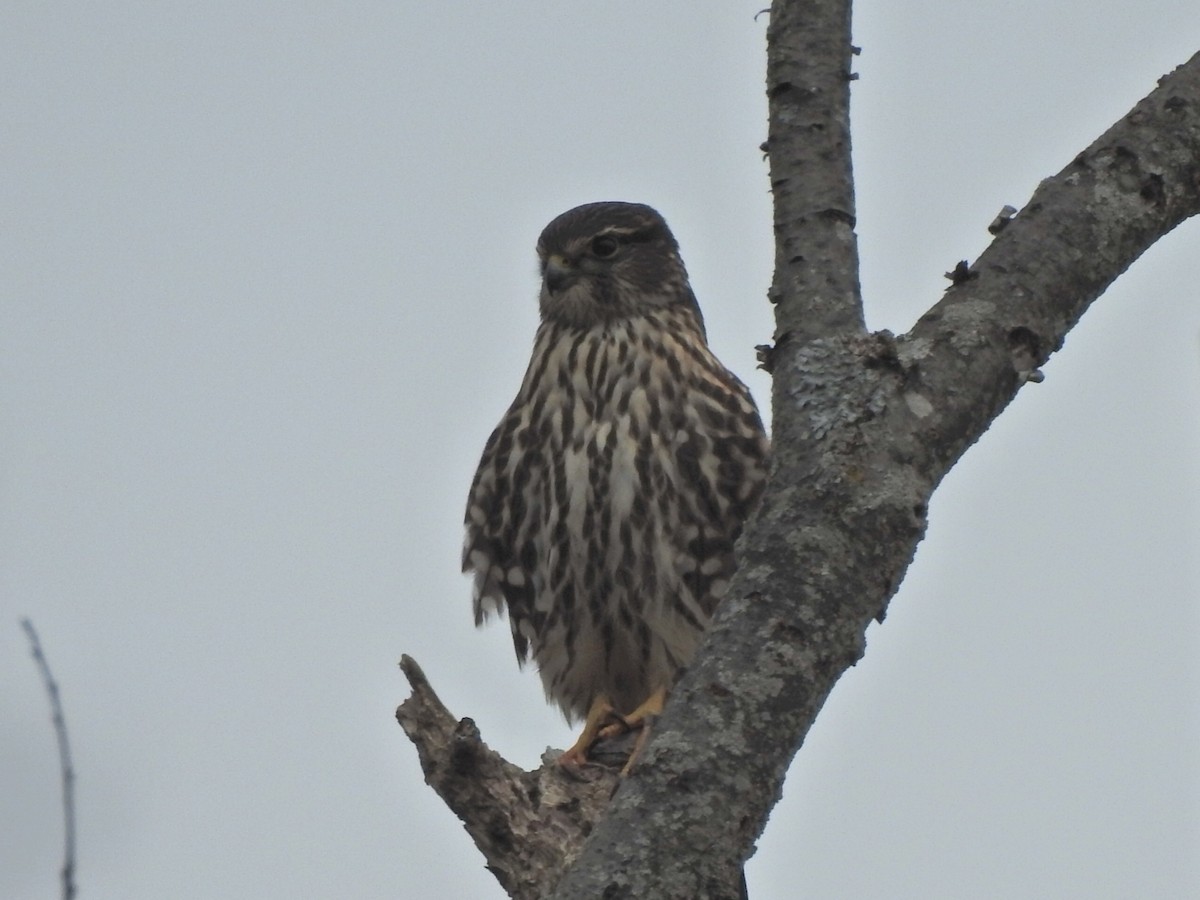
[765,0,864,342]
[397,2,1200,894]
[906,50,1200,466]
[396,655,629,899]
[21,619,78,900]
[543,23,1200,900]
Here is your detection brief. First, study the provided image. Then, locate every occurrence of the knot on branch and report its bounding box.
[1007,326,1046,384]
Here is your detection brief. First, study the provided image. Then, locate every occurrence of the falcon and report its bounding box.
[463,201,769,767]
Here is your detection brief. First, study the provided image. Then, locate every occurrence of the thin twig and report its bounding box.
[21,619,77,900]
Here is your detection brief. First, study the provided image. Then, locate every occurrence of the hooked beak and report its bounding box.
[544,254,575,293]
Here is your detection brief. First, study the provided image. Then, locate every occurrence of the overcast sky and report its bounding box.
[3,3,1198,898]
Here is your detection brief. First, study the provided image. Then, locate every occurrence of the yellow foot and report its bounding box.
[558,687,670,772]
[599,687,668,775]
[618,720,655,776]
[558,694,621,769]
[596,686,667,741]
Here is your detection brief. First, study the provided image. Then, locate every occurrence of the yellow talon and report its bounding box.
[597,686,667,740]
[559,687,669,773]
[558,694,620,768]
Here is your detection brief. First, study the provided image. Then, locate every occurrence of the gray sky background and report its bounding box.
[3,3,1198,898]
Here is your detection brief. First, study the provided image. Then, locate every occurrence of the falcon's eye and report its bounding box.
[590,235,620,258]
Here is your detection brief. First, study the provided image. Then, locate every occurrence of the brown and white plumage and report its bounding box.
[463,201,768,747]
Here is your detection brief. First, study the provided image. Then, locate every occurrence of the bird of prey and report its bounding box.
[463,201,769,767]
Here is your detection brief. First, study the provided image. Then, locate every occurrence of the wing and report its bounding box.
[462,405,539,663]
[672,366,770,616]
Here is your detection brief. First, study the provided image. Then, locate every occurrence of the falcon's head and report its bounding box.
[535,201,705,333]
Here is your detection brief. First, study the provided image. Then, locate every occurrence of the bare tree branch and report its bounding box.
[396,655,628,900]
[550,38,1200,900]
[397,0,1200,894]
[21,619,77,900]
[908,49,1200,462]
[765,0,864,341]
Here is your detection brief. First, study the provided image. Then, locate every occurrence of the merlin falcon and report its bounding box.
[463,201,769,766]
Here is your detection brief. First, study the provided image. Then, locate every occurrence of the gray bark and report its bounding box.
[399,2,1200,896]
[396,656,628,899]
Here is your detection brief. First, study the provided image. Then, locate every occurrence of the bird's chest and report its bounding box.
[521,330,687,555]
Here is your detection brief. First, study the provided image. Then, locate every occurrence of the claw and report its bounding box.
[603,687,667,775]
[559,687,669,773]
[558,694,620,768]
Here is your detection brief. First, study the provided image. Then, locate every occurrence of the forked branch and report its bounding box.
[398,0,1200,893]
